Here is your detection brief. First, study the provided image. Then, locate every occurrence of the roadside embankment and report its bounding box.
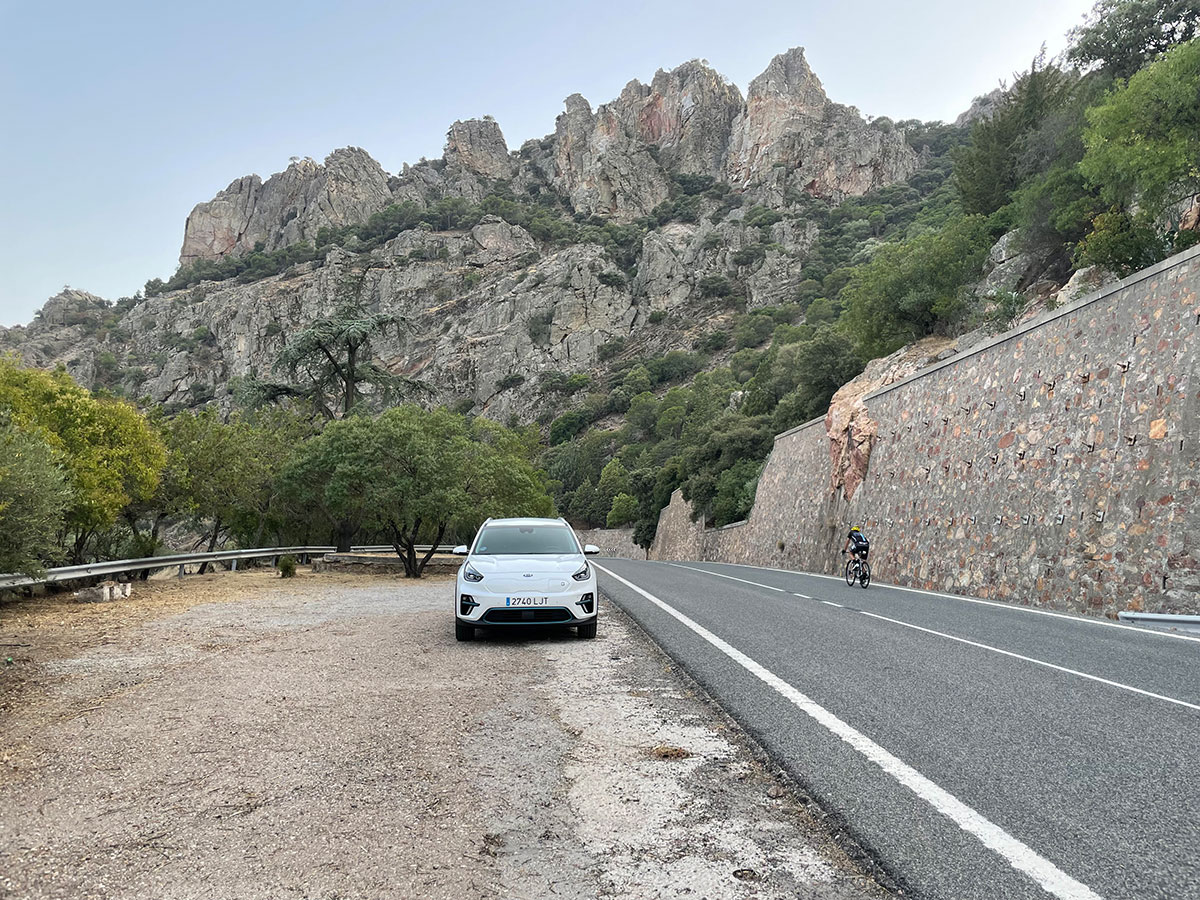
[652,245,1200,617]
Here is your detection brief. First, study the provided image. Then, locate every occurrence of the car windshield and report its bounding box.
[474,524,579,555]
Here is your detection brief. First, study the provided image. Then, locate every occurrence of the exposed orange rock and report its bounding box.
[825,336,956,501]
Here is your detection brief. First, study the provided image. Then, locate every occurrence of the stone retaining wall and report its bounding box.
[573,528,645,560]
[651,246,1199,616]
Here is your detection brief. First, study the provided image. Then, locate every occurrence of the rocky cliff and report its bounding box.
[177,48,917,259]
[179,148,394,265]
[3,48,922,422]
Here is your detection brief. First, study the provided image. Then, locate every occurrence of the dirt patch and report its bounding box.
[0,571,885,899]
[649,745,693,760]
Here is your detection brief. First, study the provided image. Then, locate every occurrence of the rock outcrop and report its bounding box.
[178,49,920,254]
[726,48,919,200]
[178,148,393,264]
[7,46,933,425]
[444,117,515,181]
[825,336,957,501]
[548,93,674,220]
[954,87,1005,128]
[612,61,745,177]
[179,148,394,265]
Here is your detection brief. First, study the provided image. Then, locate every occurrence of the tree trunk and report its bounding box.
[388,518,421,578]
[343,345,357,416]
[252,509,268,548]
[71,530,93,565]
[415,522,446,578]
[198,517,221,574]
[403,517,421,578]
[335,520,355,553]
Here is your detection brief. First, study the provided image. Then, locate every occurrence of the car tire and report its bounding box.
[577,619,598,639]
[455,620,475,642]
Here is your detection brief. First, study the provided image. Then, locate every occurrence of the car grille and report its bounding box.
[481,607,573,624]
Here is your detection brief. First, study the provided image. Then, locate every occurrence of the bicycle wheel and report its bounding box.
[845,560,856,586]
[859,561,871,588]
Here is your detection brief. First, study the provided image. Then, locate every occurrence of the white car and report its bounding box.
[453,517,600,641]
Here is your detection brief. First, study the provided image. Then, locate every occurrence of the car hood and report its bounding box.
[466,554,586,575]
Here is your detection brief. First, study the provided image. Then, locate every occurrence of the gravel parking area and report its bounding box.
[0,569,885,899]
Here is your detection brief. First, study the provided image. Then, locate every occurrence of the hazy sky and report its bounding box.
[0,0,1096,326]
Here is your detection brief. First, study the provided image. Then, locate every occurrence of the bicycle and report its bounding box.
[844,554,871,588]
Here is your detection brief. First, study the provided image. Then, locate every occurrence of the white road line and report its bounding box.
[857,610,1200,713]
[595,563,1104,900]
[684,561,1200,645]
[665,560,1197,711]
[669,562,788,592]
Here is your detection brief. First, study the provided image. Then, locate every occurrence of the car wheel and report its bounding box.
[455,620,475,642]
[577,619,597,639]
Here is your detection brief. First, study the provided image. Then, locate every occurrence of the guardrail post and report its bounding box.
[231,559,238,572]
[178,564,185,579]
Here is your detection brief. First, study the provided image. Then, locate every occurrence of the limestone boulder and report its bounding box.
[1053,265,1117,306]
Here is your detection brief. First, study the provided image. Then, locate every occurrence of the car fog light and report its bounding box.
[576,592,595,614]
[460,594,479,615]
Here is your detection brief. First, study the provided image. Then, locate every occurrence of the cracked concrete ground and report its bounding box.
[0,570,886,899]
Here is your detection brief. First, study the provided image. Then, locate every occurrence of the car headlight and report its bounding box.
[463,564,484,583]
[572,563,591,582]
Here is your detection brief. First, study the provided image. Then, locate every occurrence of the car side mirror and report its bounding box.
[452,545,469,555]
[583,544,600,555]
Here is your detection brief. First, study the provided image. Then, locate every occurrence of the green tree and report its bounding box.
[804,297,836,325]
[158,409,245,564]
[1074,208,1171,274]
[1068,0,1200,79]
[593,458,632,524]
[953,59,1075,215]
[1080,38,1200,224]
[606,492,639,528]
[771,330,865,430]
[0,360,166,562]
[840,215,994,358]
[254,300,418,418]
[370,408,552,577]
[281,407,552,571]
[279,415,379,552]
[711,458,762,527]
[0,423,70,575]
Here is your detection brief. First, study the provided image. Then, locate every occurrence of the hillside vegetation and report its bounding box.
[550,6,1200,542]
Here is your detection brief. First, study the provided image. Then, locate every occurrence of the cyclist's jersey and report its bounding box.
[848,530,869,551]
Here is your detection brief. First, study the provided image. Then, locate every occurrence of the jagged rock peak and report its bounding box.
[629,59,744,177]
[746,47,827,113]
[726,46,918,195]
[179,147,392,266]
[444,116,515,180]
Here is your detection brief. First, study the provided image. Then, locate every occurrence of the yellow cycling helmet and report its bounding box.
[850,526,861,532]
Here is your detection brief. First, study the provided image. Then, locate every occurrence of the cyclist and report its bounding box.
[842,526,870,565]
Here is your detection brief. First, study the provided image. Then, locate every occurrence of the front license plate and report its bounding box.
[506,596,549,606]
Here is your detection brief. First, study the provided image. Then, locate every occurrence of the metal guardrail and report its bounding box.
[0,545,455,590]
[1117,611,1200,634]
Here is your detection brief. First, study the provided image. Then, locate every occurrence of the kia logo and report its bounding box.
[523,573,533,578]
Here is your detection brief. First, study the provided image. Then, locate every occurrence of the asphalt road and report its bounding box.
[594,558,1200,900]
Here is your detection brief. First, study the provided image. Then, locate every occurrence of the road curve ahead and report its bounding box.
[595,559,1200,900]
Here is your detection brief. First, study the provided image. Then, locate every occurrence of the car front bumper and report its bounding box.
[455,584,597,625]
